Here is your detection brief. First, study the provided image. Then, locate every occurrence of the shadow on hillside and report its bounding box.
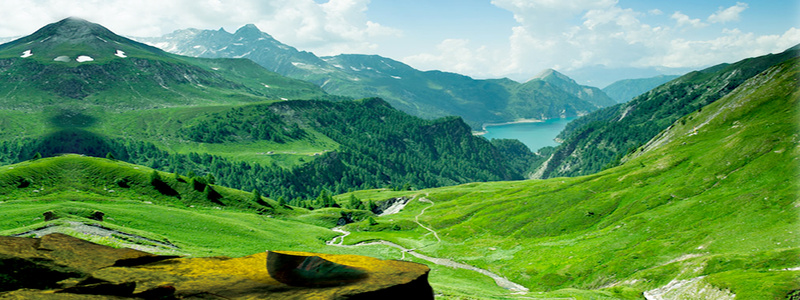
[32,128,113,158]
[48,109,98,128]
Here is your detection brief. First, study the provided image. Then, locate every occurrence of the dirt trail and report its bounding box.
[415,197,441,243]
[326,196,528,293]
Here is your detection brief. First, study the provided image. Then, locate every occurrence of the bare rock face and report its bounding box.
[0,233,433,299]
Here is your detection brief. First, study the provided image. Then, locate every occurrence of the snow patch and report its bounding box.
[114,50,127,58]
[211,67,219,71]
[233,51,252,58]
[96,36,108,43]
[20,50,32,58]
[391,76,402,79]
[76,55,94,62]
[192,45,203,49]
[54,56,71,62]
[280,98,288,101]
[233,43,244,46]
[263,84,270,88]
[291,62,306,67]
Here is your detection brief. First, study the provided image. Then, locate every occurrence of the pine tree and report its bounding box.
[150,170,162,185]
[347,194,364,210]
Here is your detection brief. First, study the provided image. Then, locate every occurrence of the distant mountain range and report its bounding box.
[602,74,680,103]
[136,25,618,127]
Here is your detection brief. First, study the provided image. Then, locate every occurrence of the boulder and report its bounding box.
[0,234,433,299]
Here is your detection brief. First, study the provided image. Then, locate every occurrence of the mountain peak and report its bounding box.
[533,68,576,85]
[37,17,116,42]
[0,17,164,62]
[234,24,271,39]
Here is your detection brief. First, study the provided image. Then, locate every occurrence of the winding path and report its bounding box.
[415,197,441,243]
[326,196,528,293]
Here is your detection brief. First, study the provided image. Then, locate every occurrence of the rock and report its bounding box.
[266,251,368,287]
[0,234,434,299]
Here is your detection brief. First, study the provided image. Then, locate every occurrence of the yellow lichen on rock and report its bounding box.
[0,234,433,299]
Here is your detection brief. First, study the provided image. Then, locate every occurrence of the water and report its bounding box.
[479,118,575,152]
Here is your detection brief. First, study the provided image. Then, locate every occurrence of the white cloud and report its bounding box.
[402,1,798,82]
[671,11,708,28]
[0,0,401,56]
[404,39,505,78]
[709,2,748,23]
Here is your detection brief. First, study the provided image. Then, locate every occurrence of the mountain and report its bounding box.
[0,18,535,200]
[137,25,615,127]
[531,44,800,179]
[563,64,696,88]
[136,24,329,79]
[0,18,326,109]
[602,74,680,103]
[532,69,617,107]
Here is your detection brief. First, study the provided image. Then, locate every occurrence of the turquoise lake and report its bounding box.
[478,118,576,152]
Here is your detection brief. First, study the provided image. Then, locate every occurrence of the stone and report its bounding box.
[0,234,434,299]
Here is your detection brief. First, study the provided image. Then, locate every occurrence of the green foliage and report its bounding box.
[0,97,534,201]
[346,194,365,210]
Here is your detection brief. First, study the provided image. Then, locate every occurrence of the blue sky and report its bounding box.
[0,0,797,85]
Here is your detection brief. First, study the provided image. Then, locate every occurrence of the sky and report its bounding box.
[0,0,797,85]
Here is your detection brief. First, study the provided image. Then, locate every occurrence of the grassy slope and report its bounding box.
[340,58,800,298]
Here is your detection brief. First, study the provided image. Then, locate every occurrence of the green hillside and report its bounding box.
[337,56,800,298]
[533,44,799,179]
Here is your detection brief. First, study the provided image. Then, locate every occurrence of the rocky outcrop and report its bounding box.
[0,233,433,299]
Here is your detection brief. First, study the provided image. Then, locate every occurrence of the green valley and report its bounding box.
[0,17,797,300]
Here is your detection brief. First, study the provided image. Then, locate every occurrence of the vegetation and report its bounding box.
[0,98,534,202]
[535,45,799,178]
[0,18,796,300]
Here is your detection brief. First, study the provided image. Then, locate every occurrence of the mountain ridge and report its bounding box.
[136,24,617,127]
